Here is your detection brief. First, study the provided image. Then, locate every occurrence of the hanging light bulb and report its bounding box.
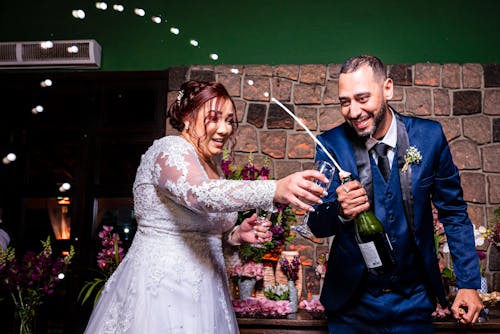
[113,4,124,12]
[95,2,108,10]
[31,105,44,114]
[209,53,219,60]
[2,153,16,165]
[170,27,180,35]
[151,16,162,24]
[134,8,145,16]
[71,9,86,19]
[67,45,79,53]
[40,41,54,49]
[40,79,53,87]
[59,182,71,192]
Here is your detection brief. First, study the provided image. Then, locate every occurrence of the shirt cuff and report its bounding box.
[338,215,352,224]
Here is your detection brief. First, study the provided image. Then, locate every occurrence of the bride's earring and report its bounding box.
[184,122,189,130]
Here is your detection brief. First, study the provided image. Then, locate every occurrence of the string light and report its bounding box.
[113,4,124,12]
[31,105,44,114]
[40,79,53,87]
[134,8,145,16]
[67,45,79,53]
[2,153,16,165]
[40,41,54,49]
[59,182,71,192]
[67,4,224,65]
[71,9,86,19]
[230,68,239,74]
[95,2,108,10]
[247,79,254,85]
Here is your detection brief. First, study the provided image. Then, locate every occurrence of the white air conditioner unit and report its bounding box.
[0,39,102,69]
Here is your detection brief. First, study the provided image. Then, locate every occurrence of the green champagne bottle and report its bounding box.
[341,173,396,276]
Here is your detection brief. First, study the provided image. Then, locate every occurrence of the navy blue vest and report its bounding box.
[364,150,424,296]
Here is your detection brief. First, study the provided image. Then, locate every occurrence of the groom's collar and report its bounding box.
[365,108,397,152]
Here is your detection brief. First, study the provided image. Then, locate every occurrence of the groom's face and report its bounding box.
[338,65,393,140]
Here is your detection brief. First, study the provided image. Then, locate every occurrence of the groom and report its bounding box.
[307,55,483,333]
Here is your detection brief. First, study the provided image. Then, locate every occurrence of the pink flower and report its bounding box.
[232,298,292,316]
[299,299,325,312]
[230,261,264,280]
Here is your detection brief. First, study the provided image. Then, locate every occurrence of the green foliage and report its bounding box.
[77,270,109,307]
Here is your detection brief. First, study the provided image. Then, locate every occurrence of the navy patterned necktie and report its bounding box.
[373,142,390,181]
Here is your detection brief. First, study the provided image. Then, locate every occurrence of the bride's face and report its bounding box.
[189,97,236,160]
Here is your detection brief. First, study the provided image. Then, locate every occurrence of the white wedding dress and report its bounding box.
[84,136,276,334]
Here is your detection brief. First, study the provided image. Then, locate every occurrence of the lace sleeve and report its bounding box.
[153,139,276,214]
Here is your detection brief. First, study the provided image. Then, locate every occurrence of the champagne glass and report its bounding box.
[252,208,272,248]
[292,160,335,239]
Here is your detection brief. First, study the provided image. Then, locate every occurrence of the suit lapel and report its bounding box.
[395,113,416,236]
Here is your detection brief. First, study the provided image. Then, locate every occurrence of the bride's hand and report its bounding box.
[274,170,328,212]
[238,214,272,244]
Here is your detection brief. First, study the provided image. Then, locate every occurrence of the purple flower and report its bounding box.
[96,226,124,272]
[220,152,297,263]
[221,159,233,177]
[279,255,300,282]
[0,237,74,312]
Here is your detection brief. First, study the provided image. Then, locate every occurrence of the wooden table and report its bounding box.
[237,307,500,334]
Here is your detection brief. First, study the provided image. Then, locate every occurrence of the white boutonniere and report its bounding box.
[402,146,422,172]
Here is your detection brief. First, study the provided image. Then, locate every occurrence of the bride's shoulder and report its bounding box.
[150,135,191,151]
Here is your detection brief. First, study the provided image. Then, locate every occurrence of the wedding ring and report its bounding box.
[343,186,349,193]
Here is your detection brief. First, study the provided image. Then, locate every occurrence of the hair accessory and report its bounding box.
[184,122,189,130]
[177,90,184,104]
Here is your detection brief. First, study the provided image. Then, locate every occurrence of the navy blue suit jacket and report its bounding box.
[308,114,480,313]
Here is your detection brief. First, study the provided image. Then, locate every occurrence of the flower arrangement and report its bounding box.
[433,208,489,281]
[232,297,292,317]
[263,284,289,301]
[230,261,264,281]
[401,146,422,172]
[78,225,125,306]
[0,237,74,334]
[221,150,296,263]
[279,255,301,282]
[299,299,325,312]
[484,207,500,248]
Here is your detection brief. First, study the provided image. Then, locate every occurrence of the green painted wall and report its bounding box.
[1,0,499,71]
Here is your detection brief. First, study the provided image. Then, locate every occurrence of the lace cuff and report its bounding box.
[226,225,241,246]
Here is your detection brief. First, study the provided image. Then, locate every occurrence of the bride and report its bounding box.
[84,80,328,333]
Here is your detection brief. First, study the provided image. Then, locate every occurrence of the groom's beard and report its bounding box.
[357,100,389,140]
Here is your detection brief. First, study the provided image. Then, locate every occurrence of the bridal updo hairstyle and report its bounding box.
[168,80,238,134]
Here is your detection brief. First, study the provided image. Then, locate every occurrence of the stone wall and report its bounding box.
[166,63,500,296]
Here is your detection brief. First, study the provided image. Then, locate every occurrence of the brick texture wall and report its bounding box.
[166,63,500,296]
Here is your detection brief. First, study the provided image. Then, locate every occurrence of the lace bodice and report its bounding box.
[133,135,276,235]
